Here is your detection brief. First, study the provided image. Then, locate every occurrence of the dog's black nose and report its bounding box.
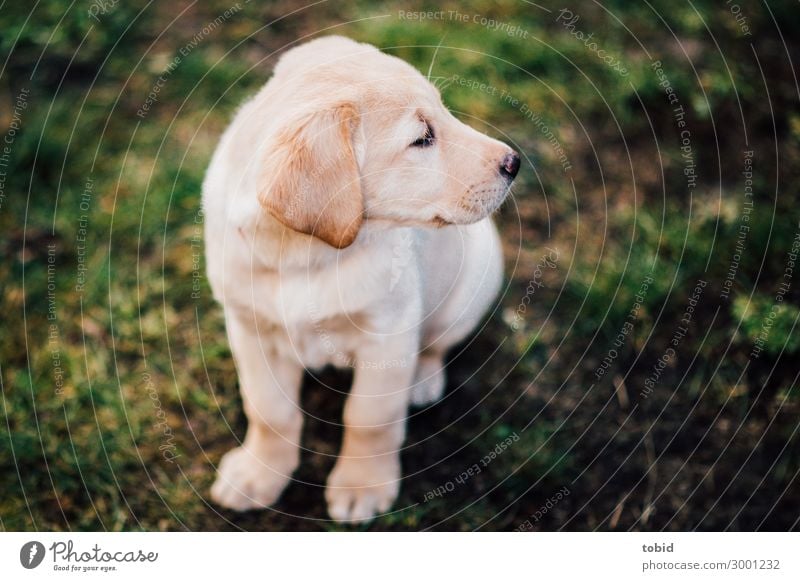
[500,151,520,180]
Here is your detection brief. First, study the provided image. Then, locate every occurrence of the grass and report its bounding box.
[1,0,799,531]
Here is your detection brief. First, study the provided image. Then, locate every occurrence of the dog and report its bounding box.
[202,36,520,523]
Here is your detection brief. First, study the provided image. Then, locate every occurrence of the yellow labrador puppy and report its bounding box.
[203,36,520,523]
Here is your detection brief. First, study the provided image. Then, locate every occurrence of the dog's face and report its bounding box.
[258,38,520,248]
[357,83,520,229]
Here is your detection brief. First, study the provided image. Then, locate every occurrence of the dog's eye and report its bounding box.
[410,123,435,147]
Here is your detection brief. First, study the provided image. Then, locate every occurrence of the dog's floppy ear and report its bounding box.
[258,103,363,249]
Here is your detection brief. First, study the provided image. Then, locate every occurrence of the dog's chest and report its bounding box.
[214,231,420,368]
[241,265,388,369]
[254,308,371,369]
[291,310,370,369]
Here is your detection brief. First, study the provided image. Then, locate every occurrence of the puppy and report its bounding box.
[202,36,520,523]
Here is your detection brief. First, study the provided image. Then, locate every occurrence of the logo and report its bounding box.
[20,541,46,569]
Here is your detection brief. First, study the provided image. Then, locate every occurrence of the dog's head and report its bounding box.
[257,36,520,249]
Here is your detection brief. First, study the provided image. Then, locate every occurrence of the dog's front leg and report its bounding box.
[326,333,417,523]
[210,311,304,511]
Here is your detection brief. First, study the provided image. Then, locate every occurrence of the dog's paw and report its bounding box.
[210,446,293,511]
[325,457,400,523]
[410,355,446,406]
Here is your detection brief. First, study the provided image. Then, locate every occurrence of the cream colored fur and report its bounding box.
[202,36,517,523]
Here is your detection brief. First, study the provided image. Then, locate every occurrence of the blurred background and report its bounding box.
[1,0,799,531]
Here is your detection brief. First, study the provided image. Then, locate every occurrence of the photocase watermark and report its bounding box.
[507,247,559,331]
[721,150,755,301]
[307,301,357,368]
[398,9,529,39]
[142,372,181,463]
[640,279,706,398]
[512,94,572,172]
[306,300,409,370]
[191,207,204,299]
[422,431,519,502]
[726,0,753,37]
[47,540,157,573]
[448,74,572,172]
[21,539,158,572]
[651,60,697,193]
[750,221,800,359]
[556,9,628,77]
[20,541,46,569]
[514,486,571,530]
[674,105,697,190]
[594,273,654,381]
[0,86,30,212]
[651,59,679,106]
[46,243,66,397]
[87,0,120,22]
[137,3,244,119]
[74,175,94,294]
